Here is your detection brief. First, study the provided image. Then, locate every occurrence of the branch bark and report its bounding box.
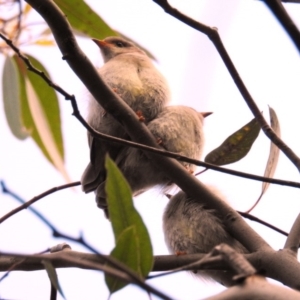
[23,0,300,291]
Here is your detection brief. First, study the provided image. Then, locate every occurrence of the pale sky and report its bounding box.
[1,0,300,299]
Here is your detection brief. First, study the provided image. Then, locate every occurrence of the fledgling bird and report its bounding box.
[81,36,170,196]
[96,105,210,209]
[163,187,248,287]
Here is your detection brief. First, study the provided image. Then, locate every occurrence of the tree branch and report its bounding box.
[0,181,80,224]
[153,0,300,173]
[23,0,300,290]
[263,0,300,53]
[2,32,300,191]
[24,0,269,255]
[284,213,300,253]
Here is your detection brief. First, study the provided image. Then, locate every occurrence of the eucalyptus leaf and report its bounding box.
[25,54,64,161]
[42,260,66,299]
[105,226,140,293]
[105,156,153,278]
[247,107,281,213]
[13,55,52,162]
[53,0,155,59]
[12,54,70,182]
[205,117,261,166]
[54,0,116,39]
[2,56,29,139]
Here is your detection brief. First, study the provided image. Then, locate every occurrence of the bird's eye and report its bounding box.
[115,41,124,48]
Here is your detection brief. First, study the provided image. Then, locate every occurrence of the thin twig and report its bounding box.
[0,181,80,224]
[0,183,172,300]
[238,211,288,237]
[1,34,300,191]
[153,0,300,173]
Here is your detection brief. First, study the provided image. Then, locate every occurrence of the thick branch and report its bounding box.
[284,213,300,253]
[24,0,269,256]
[264,0,300,53]
[23,0,300,290]
[2,250,300,290]
[153,0,300,172]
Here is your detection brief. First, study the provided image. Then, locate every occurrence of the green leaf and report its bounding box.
[54,0,116,39]
[42,260,66,299]
[105,156,153,285]
[2,56,29,139]
[105,226,139,293]
[13,55,52,162]
[26,54,64,160]
[205,117,261,165]
[53,0,155,59]
[13,54,70,182]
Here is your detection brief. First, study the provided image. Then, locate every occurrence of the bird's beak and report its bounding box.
[201,112,213,118]
[92,38,107,49]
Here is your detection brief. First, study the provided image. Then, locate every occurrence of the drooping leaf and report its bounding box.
[2,56,29,139]
[246,107,281,213]
[25,54,64,161]
[42,261,66,299]
[105,226,139,293]
[205,117,261,165]
[13,55,52,162]
[12,54,71,182]
[54,0,116,39]
[104,156,153,291]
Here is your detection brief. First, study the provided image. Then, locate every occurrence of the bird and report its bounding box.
[95,105,210,210]
[163,186,247,287]
[81,36,170,200]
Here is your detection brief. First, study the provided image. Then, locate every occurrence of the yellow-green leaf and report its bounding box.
[12,54,70,182]
[42,261,66,299]
[105,156,153,279]
[2,56,29,139]
[105,226,140,293]
[54,0,116,39]
[205,117,261,166]
[52,0,155,59]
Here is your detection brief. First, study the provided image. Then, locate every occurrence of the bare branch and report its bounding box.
[213,244,256,281]
[24,0,269,257]
[21,0,300,291]
[263,0,300,53]
[153,0,300,173]
[284,213,300,253]
[238,211,289,237]
[0,251,173,300]
[1,33,300,193]
[0,181,80,224]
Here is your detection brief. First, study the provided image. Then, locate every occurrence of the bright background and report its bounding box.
[1,0,300,299]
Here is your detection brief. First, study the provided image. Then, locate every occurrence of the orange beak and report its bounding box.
[92,38,107,49]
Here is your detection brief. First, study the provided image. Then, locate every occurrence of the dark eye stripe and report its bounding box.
[116,42,124,47]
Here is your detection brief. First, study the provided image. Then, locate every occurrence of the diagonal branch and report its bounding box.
[23,0,300,290]
[24,0,269,255]
[263,0,300,53]
[284,213,300,253]
[153,0,300,173]
[2,33,300,191]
